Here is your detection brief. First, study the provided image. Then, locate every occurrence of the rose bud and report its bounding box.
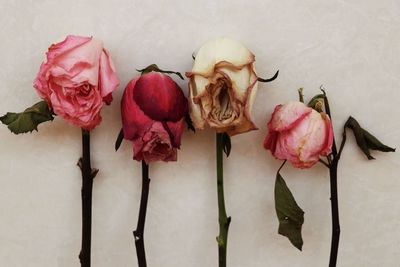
[34,35,119,130]
[121,71,188,163]
[264,101,334,168]
[186,37,259,136]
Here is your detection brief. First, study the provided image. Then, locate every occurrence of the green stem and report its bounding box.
[216,133,231,267]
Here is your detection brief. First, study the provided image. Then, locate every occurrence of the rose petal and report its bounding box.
[99,49,120,104]
[46,35,92,62]
[133,72,187,122]
[268,102,312,132]
[166,118,185,148]
[320,113,334,156]
[188,80,206,129]
[52,38,103,86]
[189,37,255,77]
[121,77,154,140]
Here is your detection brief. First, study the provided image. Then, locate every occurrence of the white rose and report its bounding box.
[186,37,259,136]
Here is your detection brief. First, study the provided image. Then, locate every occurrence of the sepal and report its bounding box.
[222,133,231,157]
[137,64,184,80]
[115,128,124,151]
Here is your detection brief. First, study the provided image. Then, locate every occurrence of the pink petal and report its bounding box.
[268,102,312,132]
[121,77,154,140]
[166,118,185,148]
[99,49,120,104]
[133,72,187,122]
[320,113,334,156]
[46,35,92,62]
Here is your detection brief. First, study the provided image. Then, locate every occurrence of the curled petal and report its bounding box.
[320,113,334,156]
[121,78,154,140]
[268,102,312,132]
[188,37,255,77]
[50,38,103,86]
[46,35,92,62]
[132,122,177,163]
[99,49,120,104]
[166,118,185,148]
[188,80,206,129]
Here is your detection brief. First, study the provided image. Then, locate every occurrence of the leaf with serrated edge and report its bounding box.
[0,101,54,134]
[275,171,304,250]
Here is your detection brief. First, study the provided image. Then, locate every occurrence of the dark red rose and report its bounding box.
[121,71,188,163]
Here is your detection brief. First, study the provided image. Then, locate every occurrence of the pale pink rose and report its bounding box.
[264,101,333,168]
[33,35,119,130]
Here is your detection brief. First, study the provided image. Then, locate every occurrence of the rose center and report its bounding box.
[213,79,233,121]
[78,84,91,96]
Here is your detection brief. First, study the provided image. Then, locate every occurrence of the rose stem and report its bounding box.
[328,157,340,267]
[79,129,93,267]
[216,133,231,267]
[133,161,150,267]
[323,94,341,267]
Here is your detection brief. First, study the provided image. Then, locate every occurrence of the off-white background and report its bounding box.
[0,0,399,266]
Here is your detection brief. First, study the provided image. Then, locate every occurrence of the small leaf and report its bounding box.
[137,64,184,80]
[0,101,54,134]
[185,113,196,133]
[345,116,395,159]
[222,133,231,157]
[275,171,304,250]
[257,70,279,83]
[115,128,124,151]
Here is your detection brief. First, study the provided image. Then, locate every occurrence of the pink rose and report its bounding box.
[121,71,188,163]
[33,35,119,130]
[264,101,333,168]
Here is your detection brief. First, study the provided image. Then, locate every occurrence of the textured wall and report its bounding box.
[0,0,399,266]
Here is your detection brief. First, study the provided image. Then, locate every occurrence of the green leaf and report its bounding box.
[363,128,395,152]
[115,128,124,151]
[0,101,54,134]
[345,116,395,160]
[275,171,304,250]
[136,64,184,80]
[222,133,231,157]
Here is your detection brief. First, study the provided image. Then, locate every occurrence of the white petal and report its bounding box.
[192,75,209,97]
[191,37,255,76]
[188,81,205,129]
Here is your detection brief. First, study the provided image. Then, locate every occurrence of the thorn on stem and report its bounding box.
[77,158,83,170]
[91,168,99,179]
